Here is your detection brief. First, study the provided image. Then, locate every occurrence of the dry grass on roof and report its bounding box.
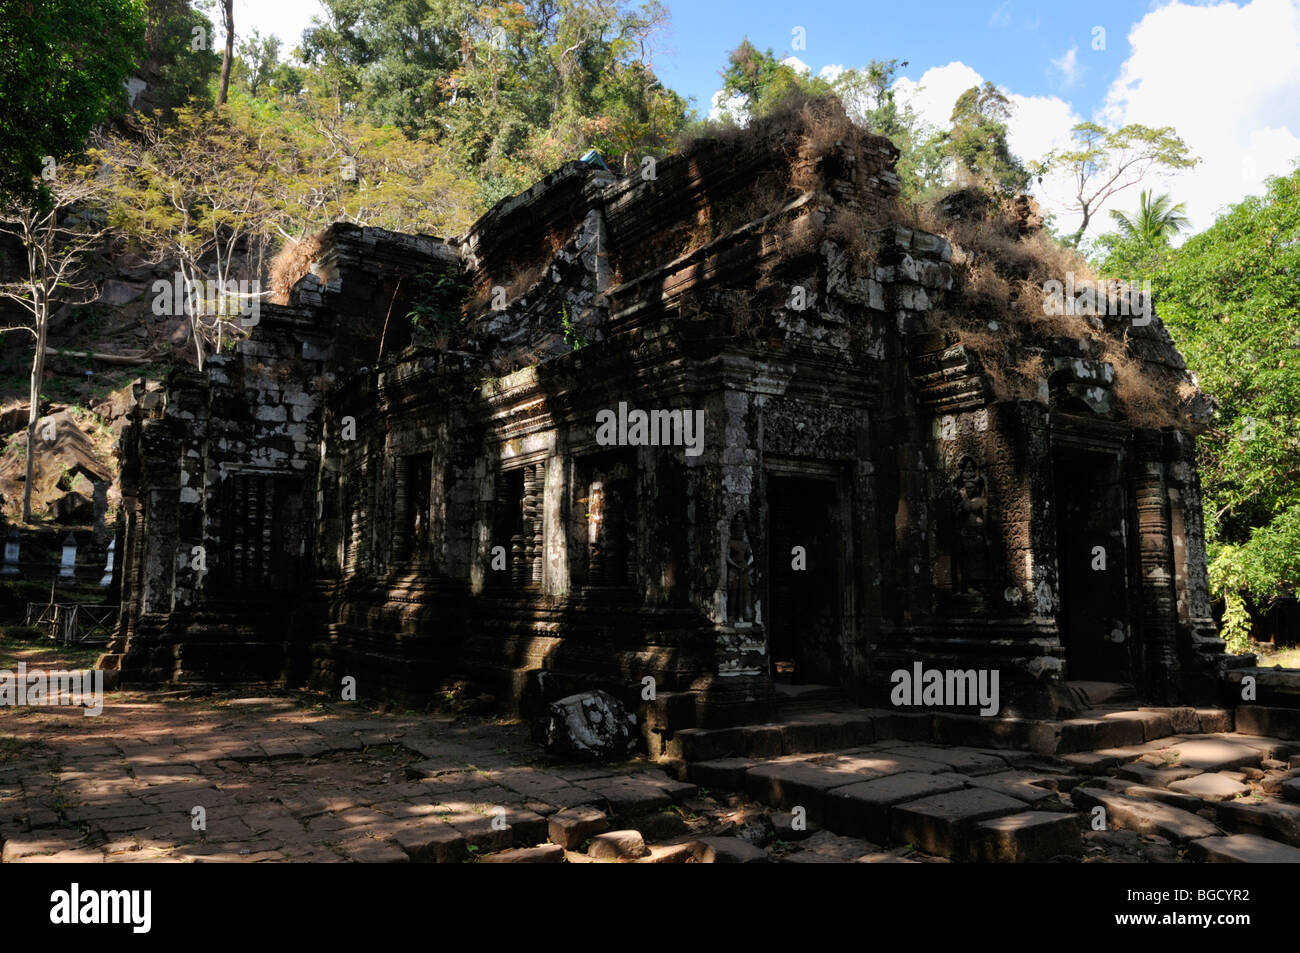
[904,193,1186,428]
[268,230,326,306]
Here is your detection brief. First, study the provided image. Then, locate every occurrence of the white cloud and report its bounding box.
[819,64,846,83]
[1050,45,1082,88]
[704,1,1300,248]
[236,0,324,59]
[1098,0,1300,237]
[1005,92,1080,167]
[893,61,984,131]
[891,60,1079,155]
[893,61,1082,232]
[708,88,749,124]
[990,1,1013,28]
[892,2,1300,245]
[782,55,811,75]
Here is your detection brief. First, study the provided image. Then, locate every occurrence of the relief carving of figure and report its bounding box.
[952,455,990,595]
[726,512,754,623]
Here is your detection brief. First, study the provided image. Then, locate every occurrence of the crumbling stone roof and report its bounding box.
[268,95,1207,433]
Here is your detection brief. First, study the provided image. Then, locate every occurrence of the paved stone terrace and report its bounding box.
[2,677,1300,862]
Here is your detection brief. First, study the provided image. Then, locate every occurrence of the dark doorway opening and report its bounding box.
[1053,451,1133,683]
[766,475,841,685]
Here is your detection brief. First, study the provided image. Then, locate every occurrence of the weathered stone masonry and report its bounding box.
[102,104,1242,752]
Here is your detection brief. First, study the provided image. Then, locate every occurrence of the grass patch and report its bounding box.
[1256,645,1300,669]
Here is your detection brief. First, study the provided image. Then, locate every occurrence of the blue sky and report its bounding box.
[237,0,1300,240]
[651,0,1129,119]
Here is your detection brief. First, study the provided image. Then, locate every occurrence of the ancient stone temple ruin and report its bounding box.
[101,99,1240,750]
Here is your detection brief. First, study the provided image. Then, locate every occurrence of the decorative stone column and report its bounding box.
[1132,430,1181,703]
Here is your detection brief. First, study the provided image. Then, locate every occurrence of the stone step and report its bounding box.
[1214,798,1300,848]
[684,743,1080,861]
[773,683,849,712]
[1228,669,1300,710]
[890,788,1027,857]
[665,711,877,762]
[1189,833,1300,863]
[1235,706,1300,740]
[660,704,1227,763]
[1070,787,1220,843]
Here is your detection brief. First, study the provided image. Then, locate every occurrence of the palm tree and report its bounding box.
[1109,190,1190,245]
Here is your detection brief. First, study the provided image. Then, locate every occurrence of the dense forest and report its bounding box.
[0,0,1296,650]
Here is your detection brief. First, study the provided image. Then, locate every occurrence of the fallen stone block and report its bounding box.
[643,775,697,803]
[1233,735,1299,761]
[690,836,768,863]
[1059,751,1123,775]
[478,844,564,863]
[547,805,608,849]
[390,821,466,863]
[587,829,648,860]
[578,777,672,816]
[635,843,693,863]
[542,691,638,761]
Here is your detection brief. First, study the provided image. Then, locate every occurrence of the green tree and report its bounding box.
[1110,189,1190,245]
[832,59,944,199]
[936,82,1030,196]
[236,28,282,97]
[139,0,222,111]
[297,0,685,193]
[1154,168,1300,644]
[0,159,109,522]
[299,0,471,128]
[0,0,147,206]
[102,105,283,369]
[1093,190,1189,278]
[1038,120,1198,246]
[716,37,830,121]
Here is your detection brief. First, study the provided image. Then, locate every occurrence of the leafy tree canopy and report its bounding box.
[0,0,147,207]
[1151,168,1300,630]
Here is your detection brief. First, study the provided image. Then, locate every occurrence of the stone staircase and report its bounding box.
[658,691,1230,763]
[657,692,1300,862]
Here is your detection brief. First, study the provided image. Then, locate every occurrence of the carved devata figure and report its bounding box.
[726,511,755,623]
[952,455,991,596]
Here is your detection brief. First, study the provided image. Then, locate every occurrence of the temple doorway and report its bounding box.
[765,474,842,685]
[1052,450,1133,683]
